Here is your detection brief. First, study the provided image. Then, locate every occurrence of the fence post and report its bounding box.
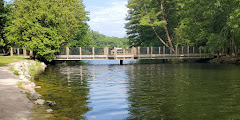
[193,47,195,54]
[17,48,20,56]
[159,47,161,55]
[175,46,178,57]
[147,47,149,55]
[23,49,26,56]
[131,47,134,59]
[123,49,126,59]
[10,47,13,56]
[79,47,82,59]
[92,47,95,59]
[187,46,190,58]
[151,47,153,58]
[114,47,117,59]
[30,50,33,57]
[199,48,202,58]
[163,46,165,54]
[182,47,184,54]
[66,47,69,59]
[137,47,140,59]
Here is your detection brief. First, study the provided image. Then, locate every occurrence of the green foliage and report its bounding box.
[5,0,88,61]
[89,31,129,48]
[127,0,240,55]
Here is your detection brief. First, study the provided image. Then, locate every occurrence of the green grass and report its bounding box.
[0,56,28,67]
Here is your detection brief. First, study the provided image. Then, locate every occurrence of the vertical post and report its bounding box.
[79,47,82,59]
[175,46,178,57]
[17,48,20,56]
[159,47,161,55]
[66,47,69,59]
[10,47,13,56]
[114,47,117,59]
[92,47,95,59]
[187,46,190,58]
[138,47,140,59]
[123,49,126,59]
[131,47,134,59]
[199,48,202,58]
[151,47,153,58]
[30,50,33,57]
[163,46,166,54]
[193,47,195,54]
[147,47,149,55]
[23,49,26,57]
[182,46,184,54]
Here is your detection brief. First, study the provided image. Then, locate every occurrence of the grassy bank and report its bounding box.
[0,56,28,67]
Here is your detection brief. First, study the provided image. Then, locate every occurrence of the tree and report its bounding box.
[0,0,5,46]
[5,0,88,61]
[126,0,180,52]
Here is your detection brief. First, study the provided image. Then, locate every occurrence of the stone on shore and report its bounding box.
[46,101,57,107]
[46,109,53,113]
[29,92,42,100]
[34,99,45,105]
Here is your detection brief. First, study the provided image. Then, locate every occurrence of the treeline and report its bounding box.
[70,30,129,48]
[126,0,240,55]
[0,0,128,61]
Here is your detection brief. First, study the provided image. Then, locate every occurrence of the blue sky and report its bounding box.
[5,0,129,38]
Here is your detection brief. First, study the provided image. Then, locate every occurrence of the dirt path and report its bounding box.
[0,66,33,120]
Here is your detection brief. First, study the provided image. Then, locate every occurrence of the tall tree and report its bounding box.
[0,0,5,46]
[5,0,88,61]
[126,0,180,52]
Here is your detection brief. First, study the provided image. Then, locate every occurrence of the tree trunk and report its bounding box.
[160,2,175,53]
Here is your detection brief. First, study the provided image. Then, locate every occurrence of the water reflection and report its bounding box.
[34,65,90,120]
[34,62,240,120]
[126,64,240,120]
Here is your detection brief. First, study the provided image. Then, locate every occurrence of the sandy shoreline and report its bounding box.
[0,66,33,120]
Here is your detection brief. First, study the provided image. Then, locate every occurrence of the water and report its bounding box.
[33,61,240,120]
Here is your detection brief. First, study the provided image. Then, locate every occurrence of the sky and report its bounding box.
[5,0,129,38]
[83,0,128,38]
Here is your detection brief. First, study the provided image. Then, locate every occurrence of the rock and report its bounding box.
[34,99,45,105]
[46,109,53,113]
[46,101,57,107]
[29,92,42,100]
[35,86,41,89]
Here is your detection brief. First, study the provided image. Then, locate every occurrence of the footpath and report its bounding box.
[0,66,32,120]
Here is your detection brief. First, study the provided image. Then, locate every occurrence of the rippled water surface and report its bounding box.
[33,61,240,120]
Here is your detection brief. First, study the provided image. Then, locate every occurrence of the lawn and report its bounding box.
[0,56,28,67]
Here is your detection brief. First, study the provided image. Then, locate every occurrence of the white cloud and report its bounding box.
[86,1,128,38]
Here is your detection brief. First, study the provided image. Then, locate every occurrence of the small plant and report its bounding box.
[14,70,19,76]
[17,81,23,88]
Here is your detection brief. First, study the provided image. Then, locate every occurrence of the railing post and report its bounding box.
[92,47,95,59]
[138,47,140,59]
[193,47,195,54]
[114,47,117,59]
[123,49,126,59]
[175,46,178,57]
[66,47,69,59]
[187,46,190,58]
[159,47,161,55]
[23,49,26,57]
[30,50,33,57]
[10,47,13,56]
[199,48,202,58]
[17,48,20,56]
[131,47,134,59]
[182,46,184,54]
[147,47,149,55]
[151,47,153,58]
[163,46,165,54]
[79,47,82,59]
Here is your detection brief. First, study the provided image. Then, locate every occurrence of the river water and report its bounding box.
[33,60,240,120]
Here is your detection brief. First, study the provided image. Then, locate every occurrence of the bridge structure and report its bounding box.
[55,46,213,64]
